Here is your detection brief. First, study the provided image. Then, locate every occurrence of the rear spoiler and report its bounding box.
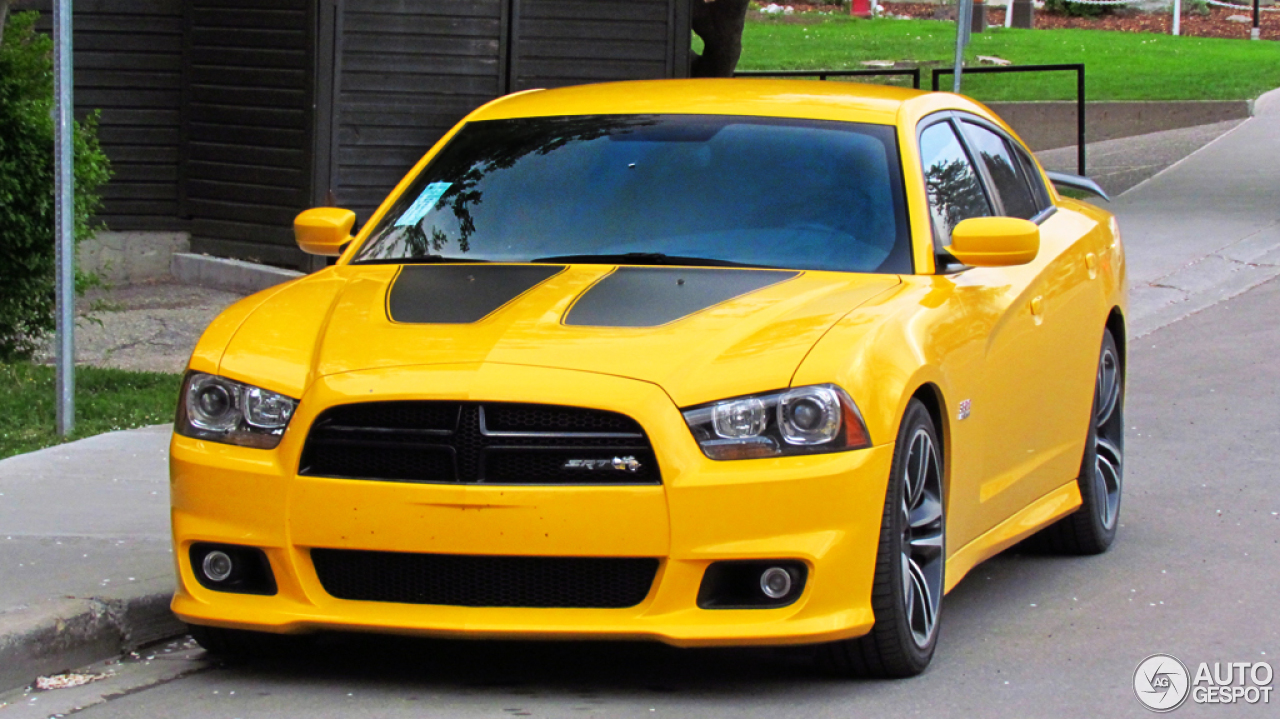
[1045,171,1110,202]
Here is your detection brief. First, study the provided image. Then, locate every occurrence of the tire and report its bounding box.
[821,399,945,678]
[188,624,309,660]
[1034,327,1124,555]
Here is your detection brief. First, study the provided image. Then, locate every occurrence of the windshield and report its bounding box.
[351,114,912,273]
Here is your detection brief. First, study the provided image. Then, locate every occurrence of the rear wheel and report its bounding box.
[821,399,945,678]
[1035,328,1123,554]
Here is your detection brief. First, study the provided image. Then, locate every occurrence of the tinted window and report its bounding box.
[962,122,1039,220]
[1013,142,1052,211]
[919,121,990,243]
[352,115,912,274]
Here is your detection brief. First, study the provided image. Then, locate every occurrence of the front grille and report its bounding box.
[299,401,660,485]
[311,549,659,608]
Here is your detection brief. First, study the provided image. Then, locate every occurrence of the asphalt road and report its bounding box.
[4,277,1276,719]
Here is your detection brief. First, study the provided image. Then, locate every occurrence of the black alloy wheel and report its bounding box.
[822,398,945,678]
[1035,327,1124,554]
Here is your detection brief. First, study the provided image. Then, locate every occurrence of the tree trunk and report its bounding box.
[691,0,750,78]
[0,2,10,42]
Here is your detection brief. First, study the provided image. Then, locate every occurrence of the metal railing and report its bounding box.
[933,63,1086,175]
[735,68,921,89]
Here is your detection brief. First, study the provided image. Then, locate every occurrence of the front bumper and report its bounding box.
[171,363,894,647]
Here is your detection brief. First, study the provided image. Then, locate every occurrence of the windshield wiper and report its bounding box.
[352,256,491,265]
[530,252,771,268]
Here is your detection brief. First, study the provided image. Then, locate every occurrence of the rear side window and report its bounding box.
[919,121,990,243]
[1013,143,1053,211]
[962,121,1039,220]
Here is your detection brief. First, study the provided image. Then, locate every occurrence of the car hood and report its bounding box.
[215,263,899,407]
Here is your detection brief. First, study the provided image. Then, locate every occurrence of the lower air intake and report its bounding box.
[311,549,659,608]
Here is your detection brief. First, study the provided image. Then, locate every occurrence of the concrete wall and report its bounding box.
[77,231,190,285]
[986,100,1253,151]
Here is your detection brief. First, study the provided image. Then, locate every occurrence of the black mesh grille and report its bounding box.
[311,549,659,608]
[299,401,659,485]
[484,403,644,434]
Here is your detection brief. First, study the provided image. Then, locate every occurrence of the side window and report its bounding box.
[919,121,991,244]
[961,121,1039,220]
[1012,142,1053,211]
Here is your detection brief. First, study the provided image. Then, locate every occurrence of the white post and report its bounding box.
[54,0,75,436]
[1173,0,1181,36]
[1005,0,1015,28]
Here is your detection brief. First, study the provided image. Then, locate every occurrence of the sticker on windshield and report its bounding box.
[394,182,453,227]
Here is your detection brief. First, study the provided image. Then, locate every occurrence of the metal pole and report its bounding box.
[54,0,75,436]
[1077,66,1086,176]
[1254,0,1261,40]
[1173,0,1181,36]
[953,0,973,93]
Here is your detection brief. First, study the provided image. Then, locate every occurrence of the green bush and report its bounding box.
[1043,0,1109,18]
[0,11,111,361]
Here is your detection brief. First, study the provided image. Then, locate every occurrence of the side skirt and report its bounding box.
[943,480,1083,594]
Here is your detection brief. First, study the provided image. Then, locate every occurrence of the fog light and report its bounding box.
[202,550,234,582]
[760,566,793,599]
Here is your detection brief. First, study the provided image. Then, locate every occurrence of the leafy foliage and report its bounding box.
[0,11,111,361]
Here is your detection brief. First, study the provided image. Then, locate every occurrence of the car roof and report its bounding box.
[471,78,928,126]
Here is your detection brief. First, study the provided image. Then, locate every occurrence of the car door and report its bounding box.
[959,118,1106,508]
[917,113,1094,544]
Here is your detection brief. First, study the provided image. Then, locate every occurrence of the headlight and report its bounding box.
[682,384,871,460]
[175,372,299,449]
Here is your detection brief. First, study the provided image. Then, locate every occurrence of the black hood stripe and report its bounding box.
[564,267,801,328]
[387,265,565,324]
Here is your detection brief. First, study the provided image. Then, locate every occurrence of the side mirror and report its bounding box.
[295,207,356,257]
[945,217,1040,267]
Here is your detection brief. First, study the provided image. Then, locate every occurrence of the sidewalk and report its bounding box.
[0,427,178,691]
[1111,88,1280,336]
[1,92,1278,693]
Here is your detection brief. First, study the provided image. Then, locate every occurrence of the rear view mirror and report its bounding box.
[295,207,356,256]
[945,217,1040,267]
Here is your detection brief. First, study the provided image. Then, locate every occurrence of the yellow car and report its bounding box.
[170,79,1126,677]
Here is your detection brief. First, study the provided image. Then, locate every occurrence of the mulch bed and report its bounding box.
[761,3,1280,41]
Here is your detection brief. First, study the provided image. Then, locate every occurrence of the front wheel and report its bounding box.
[821,398,945,678]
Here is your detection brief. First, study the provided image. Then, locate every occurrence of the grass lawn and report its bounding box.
[0,363,181,461]
[733,16,1280,102]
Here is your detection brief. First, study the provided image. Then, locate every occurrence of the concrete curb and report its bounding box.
[0,586,184,693]
[171,252,304,295]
